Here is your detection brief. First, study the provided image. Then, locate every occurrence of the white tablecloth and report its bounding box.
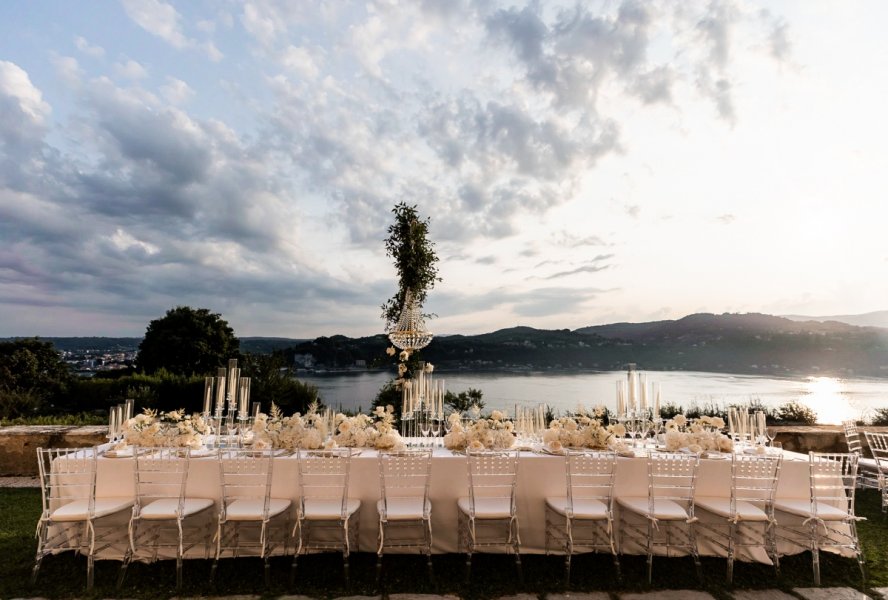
[81,446,823,561]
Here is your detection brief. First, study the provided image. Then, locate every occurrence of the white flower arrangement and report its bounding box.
[121,408,208,449]
[663,414,733,453]
[252,403,406,451]
[443,411,515,451]
[541,415,624,451]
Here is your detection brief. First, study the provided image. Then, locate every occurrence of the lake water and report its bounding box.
[297,370,888,424]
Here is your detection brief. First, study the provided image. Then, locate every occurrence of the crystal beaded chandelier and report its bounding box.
[387,289,433,351]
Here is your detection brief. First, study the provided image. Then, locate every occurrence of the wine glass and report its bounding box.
[420,410,432,447]
[766,427,777,447]
[625,416,638,448]
[432,414,442,447]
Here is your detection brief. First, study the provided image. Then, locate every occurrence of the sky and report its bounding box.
[0,1,886,339]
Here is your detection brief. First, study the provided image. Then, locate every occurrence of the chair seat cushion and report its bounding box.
[377,497,431,521]
[773,499,850,521]
[225,498,291,521]
[51,497,134,522]
[140,497,214,520]
[457,496,513,519]
[545,496,608,519]
[695,496,769,521]
[302,498,360,520]
[616,496,690,521]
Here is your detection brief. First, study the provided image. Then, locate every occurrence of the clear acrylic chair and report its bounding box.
[120,447,215,590]
[291,448,361,586]
[773,452,865,586]
[845,421,878,488]
[695,453,782,584]
[211,448,291,586]
[457,449,521,582]
[376,448,433,581]
[33,446,133,590]
[617,451,701,584]
[545,449,619,584]
[865,431,888,512]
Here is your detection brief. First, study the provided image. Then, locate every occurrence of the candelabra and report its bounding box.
[202,359,251,448]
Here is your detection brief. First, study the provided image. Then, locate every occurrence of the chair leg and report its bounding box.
[87,554,95,590]
[116,551,131,590]
[210,559,218,584]
[646,518,654,585]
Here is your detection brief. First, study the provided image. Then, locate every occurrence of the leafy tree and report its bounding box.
[0,338,72,418]
[136,306,239,376]
[239,352,320,415]
[443,388,485,414]
[381,202,441,330]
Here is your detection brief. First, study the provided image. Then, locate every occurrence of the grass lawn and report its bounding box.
[2,487,886,599]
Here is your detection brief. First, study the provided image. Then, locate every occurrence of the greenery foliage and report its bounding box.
[239,352,319,414]
[776,400,818,425]
[380,202,441,330]
[444,388,485,413]
[871,408,888,426]
[136,306,239,376]
[0,338,73,418]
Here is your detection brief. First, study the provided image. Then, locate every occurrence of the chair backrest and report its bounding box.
[809,452,858,518]
[565,449,616,509]
[647,452,699,512]
[843,420,863,454]
[218,448,273,516]
[731,453,782,515]
[864,431,888,473]
[378,448,432,501]
[36,446,98,518]
[133,446,190,513]
[466,449,519,513]
[297,448,352,518]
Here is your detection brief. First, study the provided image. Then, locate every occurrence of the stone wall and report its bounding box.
[3,424,888,476]
[0,426,107,476]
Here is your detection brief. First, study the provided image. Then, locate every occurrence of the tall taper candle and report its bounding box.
[203,377,213,414]
[215,368,227,412]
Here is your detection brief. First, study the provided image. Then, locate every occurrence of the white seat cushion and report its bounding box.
[457,496,513,519]
[140,498,214,520]
[545,496,608,519]
[225,498,291,521]
[51,497,134,522]
[377,497,431,521]
[695,496,769,521]
[858,457,879,472]
[302,498,360,520]
[773,499,850,521]
[616,496,690,521]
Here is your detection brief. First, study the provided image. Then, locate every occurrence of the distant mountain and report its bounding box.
[280,312,888,378]
[783,310,888,329]
[0,336,310,355]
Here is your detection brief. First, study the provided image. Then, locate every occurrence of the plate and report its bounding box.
[188,448,217,458]
[539,446,566,456]
[102,448,133,458]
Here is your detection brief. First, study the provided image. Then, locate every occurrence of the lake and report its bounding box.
[297,370,888,424]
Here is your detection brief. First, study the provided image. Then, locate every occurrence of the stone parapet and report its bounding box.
[0,426,107,476]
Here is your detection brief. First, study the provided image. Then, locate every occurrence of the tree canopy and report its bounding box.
[136,306,239,376]
[380,202,441,331]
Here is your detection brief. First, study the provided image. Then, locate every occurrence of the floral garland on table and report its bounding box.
[663,414,734,453]
[443,410,516,451]
[250,402,327,450]
[251,403,407,451]
[121,409,209,449]
[331,405,406,451]
[541,414,628,453]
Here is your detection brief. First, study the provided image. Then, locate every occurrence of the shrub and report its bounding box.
[870,408,888,426]
[775,401,817,425]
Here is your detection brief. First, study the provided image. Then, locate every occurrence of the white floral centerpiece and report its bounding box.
[329,405,406,451]
[251,402,327,450]
[443,410,515,451]
[663,414,733,453]
[121,408,208,449]
[541,412,628,453]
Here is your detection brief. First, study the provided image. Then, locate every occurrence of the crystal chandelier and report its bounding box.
[387,289,433,351]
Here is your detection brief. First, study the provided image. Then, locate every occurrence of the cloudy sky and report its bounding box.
[0,1,885,339]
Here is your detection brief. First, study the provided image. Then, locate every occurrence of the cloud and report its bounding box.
[160,77,194,104]
[121,0,222,61]
[544,258,613,280]
[114,59,148,80]
[555,232,608,248]
[716,213,736,224]
[74,36,105,58]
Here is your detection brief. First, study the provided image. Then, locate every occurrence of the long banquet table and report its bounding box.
[78,444,844,562]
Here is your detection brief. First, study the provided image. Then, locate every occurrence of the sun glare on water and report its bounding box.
[798,376,854,425]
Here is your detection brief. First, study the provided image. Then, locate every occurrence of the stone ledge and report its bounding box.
[0,426,107,476]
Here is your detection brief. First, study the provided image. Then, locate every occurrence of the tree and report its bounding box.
[136,306,239,376]
[239,352,319,415]
[381,202,441,331]
[0,338,73,418]
[444,388,485,414]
